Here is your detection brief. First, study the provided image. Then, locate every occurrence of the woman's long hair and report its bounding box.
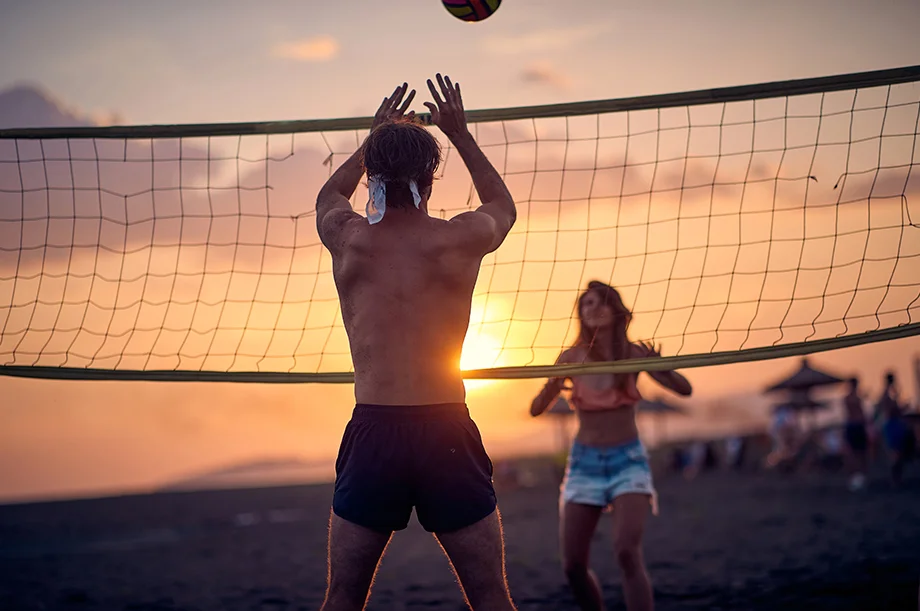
[575,280,633,389]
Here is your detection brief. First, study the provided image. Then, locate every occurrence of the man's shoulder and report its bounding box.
[397,214,479,250]
[325,208,364,231]
[320,208,365,252]
[445,209,495,231]
[377,215,454,244]
[421,214,454,231]
[339,215,467,258]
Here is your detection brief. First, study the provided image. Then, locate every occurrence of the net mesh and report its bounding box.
[1,68,919,381]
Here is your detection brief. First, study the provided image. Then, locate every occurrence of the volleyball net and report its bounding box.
[1,65,919,383]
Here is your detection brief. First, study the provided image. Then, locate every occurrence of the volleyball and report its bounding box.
[442,0,501,22]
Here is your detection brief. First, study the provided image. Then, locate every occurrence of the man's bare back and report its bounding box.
[331,211,483,405]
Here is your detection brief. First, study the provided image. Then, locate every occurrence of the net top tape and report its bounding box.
[2,65,919,140]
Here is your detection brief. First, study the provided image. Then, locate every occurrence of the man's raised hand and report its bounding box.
[371,83,416,132]
[424,74,469,141]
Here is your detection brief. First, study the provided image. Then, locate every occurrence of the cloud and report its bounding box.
[482,24,610,55]
[87,110,125,126]
[271,36,340,62]
[520,61,572,90]
[0,84,120,129]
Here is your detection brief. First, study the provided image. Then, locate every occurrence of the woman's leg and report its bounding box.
[611,493,653,611]
[560,501,606,611]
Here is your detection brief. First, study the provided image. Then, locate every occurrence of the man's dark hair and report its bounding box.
[363,120,441,208]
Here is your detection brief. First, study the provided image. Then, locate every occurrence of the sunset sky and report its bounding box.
[1,0,919,503]
[2,0,919,125]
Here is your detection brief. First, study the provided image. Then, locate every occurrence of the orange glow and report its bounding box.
[461,332,504,391]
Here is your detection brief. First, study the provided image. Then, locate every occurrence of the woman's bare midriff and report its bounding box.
[573,407,640,447]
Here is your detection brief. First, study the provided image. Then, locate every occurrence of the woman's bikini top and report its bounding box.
[569,371,642,412]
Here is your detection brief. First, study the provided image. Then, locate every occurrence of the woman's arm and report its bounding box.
[637,342,693,397]
[648,369,693,397]
[530,376,565,417]
[530,349,572,416]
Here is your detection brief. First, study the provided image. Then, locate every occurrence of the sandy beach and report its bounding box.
[2,457,919,611]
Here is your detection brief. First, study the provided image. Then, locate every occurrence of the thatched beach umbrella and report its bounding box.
[764,357,846,393]
[765,358,845,435]
[772,393,830,431]
[771,395,828,414]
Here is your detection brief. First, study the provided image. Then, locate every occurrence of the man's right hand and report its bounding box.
[424,73,469,141]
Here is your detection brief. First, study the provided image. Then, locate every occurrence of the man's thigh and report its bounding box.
[324,512,392,607]
[434,509,512,602]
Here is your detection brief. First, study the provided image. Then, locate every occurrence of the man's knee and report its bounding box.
[447,562,514,610]
[456,563,513,600]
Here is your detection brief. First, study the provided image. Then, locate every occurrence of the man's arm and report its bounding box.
[450,130,516,253]
[424,74,516,254]
[315,148,363,252]
[315,83,417,252]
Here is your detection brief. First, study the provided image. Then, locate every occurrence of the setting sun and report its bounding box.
[460,332,504,391]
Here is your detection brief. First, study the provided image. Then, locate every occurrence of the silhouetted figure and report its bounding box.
[874,372,916,485]
[842,378,869,491]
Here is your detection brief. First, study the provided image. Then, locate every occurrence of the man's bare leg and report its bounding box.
[434,508,517,610]
[321,512,392,611]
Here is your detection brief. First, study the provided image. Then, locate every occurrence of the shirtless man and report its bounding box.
[315,75,517,611]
